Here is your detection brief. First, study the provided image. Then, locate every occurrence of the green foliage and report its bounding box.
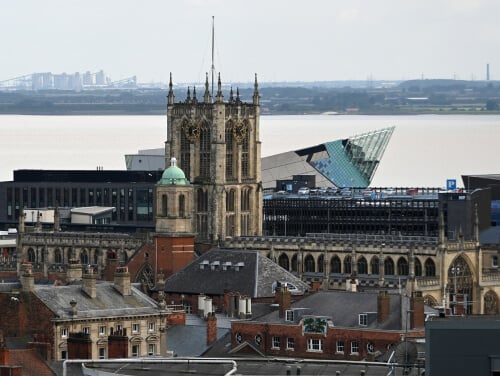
[303,317,327,333]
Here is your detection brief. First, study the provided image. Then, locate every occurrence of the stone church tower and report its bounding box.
[165,73,262,246]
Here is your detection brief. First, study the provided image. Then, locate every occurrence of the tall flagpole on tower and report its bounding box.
[211,16,215,100]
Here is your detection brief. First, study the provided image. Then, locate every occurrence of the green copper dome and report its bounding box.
[158,157,190,185]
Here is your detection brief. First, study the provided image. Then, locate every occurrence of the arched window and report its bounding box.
[358,257,368,275]
[241,120,250,178]
[80,250,89,265]
[330,255,341,274]
[425,258,436,277]
[55,249,62,264]
[179,194,185,217]
[397,257,409,276]
[278,253,289,271]
[317,254,324,273]
[28,248,35,263]
[484,290,499,315]
[371,257,380,275]
[240,188,251,236]
[161,194,168,216]
[241,188,250,212]
[226,189,235,212]
[197,188,208,211]
[180,118,191,179]
[199,120,211,177]
[225,120,234,179]
[291,254,298,272]
[424,295,438,308]
[384,258,395,275]
[304,255,315,273]
[415,258,422,277]
[344,256,352,275]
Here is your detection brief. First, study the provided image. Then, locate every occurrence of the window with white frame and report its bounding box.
[148,343,156,356]
[285,310,294,322]
[131,344,140,357]
[60,328,68,338]
[287,337,295,350]
[82,327,90,334]
[492,255,498,268]
[148,322,155,332]
[272,336,280,349]
[359,313,368,326]
[116,324,123,332]
[132,323,139,333]
[336,340,345,353]
[307,338,323,352]
[99,326,106,336]
[351,340,359,354]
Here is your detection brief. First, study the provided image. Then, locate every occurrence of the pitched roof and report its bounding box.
[10,349,55,376]
[34,282,160,320]
[164,248,309,298]
[252,290,403,330]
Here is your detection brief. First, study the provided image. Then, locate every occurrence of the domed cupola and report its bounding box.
[158,157,189,186]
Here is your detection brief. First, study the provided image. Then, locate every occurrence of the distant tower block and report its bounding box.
[487,63,490,81]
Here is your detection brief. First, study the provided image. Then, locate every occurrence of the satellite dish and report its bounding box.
[394,341,418,368]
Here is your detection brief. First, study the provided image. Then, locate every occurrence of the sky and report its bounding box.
[1,0,500,85]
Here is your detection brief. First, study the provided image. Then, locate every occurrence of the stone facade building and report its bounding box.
[165,73,262,246]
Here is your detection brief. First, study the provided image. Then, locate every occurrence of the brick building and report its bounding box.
[0,263,184,361]
[230,287,427,361]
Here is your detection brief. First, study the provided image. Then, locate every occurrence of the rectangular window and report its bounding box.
[99,347,106,359]
[285,310,294,322]
[307,338,323,352]
[61,328,68,338]
[148,322,155,332]
[99,326,106,336]
[148,344,156,356]
[336,340,345,353]
[61,351,67,360]
[82,327,90,334]
[351,341,359,354]
[359,313,368,326]
[272,336,280,349]
[132,323,139,333]
[286,337,295,350]
[492,255,498,268]
[132,344,139,357]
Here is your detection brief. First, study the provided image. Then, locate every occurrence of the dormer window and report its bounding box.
[200,260,209,270]
[234,262,244,271]
[222,261,232,271]
[285,310,294,322]
[211,261,220,271]
[359,313,368,326]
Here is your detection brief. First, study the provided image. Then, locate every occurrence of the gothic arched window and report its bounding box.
[80,250,89,265]
[331,255,341,274]
[425,258,436,277]
[358,257,368,275]
[344,255,352,275]
[199,120,211,178]
[241,120,250,178]
[415,258,422,277]
[384,258,395,276]
[278,253,290,271]
[225,120,234,179]
[180,118,191,179]
[55,249,62,264]
[304,255,315,273]
[397,257,409,276]
[317,254,324,273]
[28,248,35,263]
[371,257,380,275]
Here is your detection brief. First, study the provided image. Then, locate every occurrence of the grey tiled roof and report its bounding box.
[34,282,160,320]
[252,290,403,330]
[164,248,309,298]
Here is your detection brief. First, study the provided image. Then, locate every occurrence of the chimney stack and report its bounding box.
[0,330,10,366]
[206,312,217,346]
[20,262,35,292]
[276,284,291,318]
[114,266,131,296]
[82,267,97,298]
[410,291,425,329]
[66,259,83,282]
[377,291,390,323]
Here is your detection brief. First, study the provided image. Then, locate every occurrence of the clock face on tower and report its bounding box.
[183,119,200,142]
[232,120,248,143]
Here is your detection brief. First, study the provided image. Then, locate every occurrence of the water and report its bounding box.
[1,114,499,187]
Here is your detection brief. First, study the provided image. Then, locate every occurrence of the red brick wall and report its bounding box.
[231,321,405,360]
[0,366,22,376]
[108,331,129,359]
[67,334,92,359]
[166,312,186,326]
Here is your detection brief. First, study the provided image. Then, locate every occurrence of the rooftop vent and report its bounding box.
[234,262,245,271]
[222,261,232,271]
[210,261,220,271]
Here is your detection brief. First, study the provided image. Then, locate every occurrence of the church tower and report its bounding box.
[165,73,262,246]
[153,157,195,277]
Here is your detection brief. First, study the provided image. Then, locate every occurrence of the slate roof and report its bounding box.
[34,282,160,320]
[252,290,403,330]
[164,248,309,298]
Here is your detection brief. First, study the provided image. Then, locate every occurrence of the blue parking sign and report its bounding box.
[446,179,456,190]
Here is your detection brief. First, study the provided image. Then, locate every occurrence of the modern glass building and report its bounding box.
[261,127,395,190]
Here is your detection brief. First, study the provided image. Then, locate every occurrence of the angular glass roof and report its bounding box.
[308,127,395,188]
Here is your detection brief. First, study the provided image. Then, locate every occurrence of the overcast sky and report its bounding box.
[2,0,500,85]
